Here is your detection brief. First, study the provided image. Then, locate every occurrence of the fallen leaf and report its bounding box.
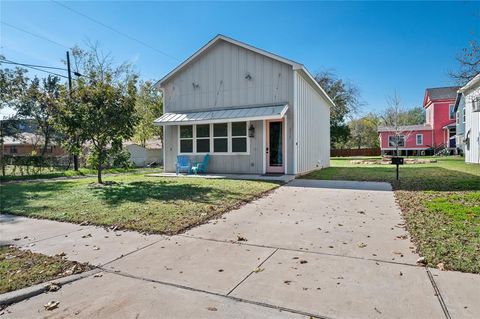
[82,234,92,238]
[416,257,426,265]
[79,221,89,226]
[237,235,248,242]
[45,282,61,292]
[284,280,292,285]
[357,243,367,248]
[92,246,100,250]
[93,273,103,278]
[437,263,446,271]
[44,301,59,311]
[207,307,217,311]
[252,267,264,273]
[299,260,308,264]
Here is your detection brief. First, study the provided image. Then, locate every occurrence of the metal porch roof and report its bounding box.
[154,104,288,125]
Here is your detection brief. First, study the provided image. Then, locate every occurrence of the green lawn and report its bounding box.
[0,174,279,234]
[0,166,164,182]
[0,246,92,294]
[303,156,480,273]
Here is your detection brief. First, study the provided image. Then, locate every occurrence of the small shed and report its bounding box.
[124,140,163,167]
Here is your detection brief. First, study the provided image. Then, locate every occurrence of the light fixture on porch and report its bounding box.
[248,124,255,138]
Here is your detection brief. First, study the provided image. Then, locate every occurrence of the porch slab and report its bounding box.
[146,172,295,183]
[4,272,302,319]
[230,249,445,319]
[106,235,276,295]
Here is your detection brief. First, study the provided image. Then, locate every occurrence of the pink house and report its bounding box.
[378,87,459,156]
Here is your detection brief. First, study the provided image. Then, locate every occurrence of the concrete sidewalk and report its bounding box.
[2,180,479,318]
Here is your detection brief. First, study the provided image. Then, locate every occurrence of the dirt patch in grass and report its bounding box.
[396,191,480,273]
[0,246,93,294]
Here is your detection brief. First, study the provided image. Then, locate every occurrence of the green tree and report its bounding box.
[347,114,380,149]
[314,71,361,148]
[15,75,63,156]
[133,80,163,147]
[63,45,138,183]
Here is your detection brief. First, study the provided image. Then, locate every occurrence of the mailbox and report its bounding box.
[391,157,404,165]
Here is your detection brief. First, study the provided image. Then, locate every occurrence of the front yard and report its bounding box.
[0,174,279,234]
[303,156,480,273]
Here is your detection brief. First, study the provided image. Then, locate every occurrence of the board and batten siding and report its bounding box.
[163,120,264,173]
[465,86,480,164]
[162,39,293,113]
[294,70,330,174]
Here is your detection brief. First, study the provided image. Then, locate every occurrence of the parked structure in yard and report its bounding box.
[1,132,66,156]
[457,74,480,164]
[378,86,459,156]
[154,35,333,175]
[124,140,163,167]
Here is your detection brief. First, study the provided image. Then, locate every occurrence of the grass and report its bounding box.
[303,156,480,273]
[0,246,92,294]
[0,166,163,182]
[0,174,279,234]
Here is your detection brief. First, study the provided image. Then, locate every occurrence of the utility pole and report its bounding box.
[66,51,79,171]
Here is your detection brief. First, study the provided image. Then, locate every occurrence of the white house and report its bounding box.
[458,73,480,164]
[154,35,333,175]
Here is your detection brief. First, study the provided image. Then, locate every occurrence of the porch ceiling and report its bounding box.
[154,104,288,125]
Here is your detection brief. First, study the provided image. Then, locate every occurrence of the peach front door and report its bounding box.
[266,119,285,174]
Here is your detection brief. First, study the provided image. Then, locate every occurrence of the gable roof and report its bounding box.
[458,73,480,93]
[156,34,335,107]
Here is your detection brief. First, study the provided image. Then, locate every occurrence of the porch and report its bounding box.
[146,172,295,183]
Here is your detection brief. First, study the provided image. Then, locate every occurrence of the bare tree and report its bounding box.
[450,40,480,85]
[380,93,415,156]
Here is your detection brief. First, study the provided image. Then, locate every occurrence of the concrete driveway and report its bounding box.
[2,180,479,318]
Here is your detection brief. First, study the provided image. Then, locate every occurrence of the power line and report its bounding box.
[51,0,179,61]
[0,60,69,79]
[0,21,69,49]
[0,58,67,71]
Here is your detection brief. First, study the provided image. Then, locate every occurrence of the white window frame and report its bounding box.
[178,125,194,154]
[463,108,466,123]
[456,111,460,125]
[178,121,250,155]
[416,134,423,146]
[449,104,455,120]
[388,135,405,147]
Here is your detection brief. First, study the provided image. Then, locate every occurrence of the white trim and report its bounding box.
[162,125,166,168]
[381,147,430,150]
[177,122,250,156]
[262,120,266,174]
[416,134,423,146]
[293,70,298,175]
[284,114,288,174]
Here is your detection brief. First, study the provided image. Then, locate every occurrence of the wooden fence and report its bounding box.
[331,148,381,157]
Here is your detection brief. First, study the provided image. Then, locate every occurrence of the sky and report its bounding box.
[1,1,479,118]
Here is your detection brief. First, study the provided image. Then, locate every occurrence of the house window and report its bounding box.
[388,135,405,147]
[231,122,247,153]
[10,145,17,153]
[449,104,455,120]
[456,111,460,124]
[179,125,193,153]
[416,134,423,145]
[213,123,228,153]
[463,108,466,123]
[196,124,210,153]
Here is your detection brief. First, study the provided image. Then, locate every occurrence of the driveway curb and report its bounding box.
[0,269,101,306]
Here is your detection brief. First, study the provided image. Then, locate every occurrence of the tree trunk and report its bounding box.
[97,150,103,184]
[1,141,4,177]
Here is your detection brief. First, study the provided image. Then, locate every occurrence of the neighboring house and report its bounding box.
[154,35,333,175]
[378,86,459,156]
[124,140,163,167]
[454,92,466,154]
[457,74,480,164]
[1,132,66,156]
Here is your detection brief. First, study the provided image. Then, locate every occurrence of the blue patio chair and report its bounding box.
[176,155,192,175]
[191,154,210,175]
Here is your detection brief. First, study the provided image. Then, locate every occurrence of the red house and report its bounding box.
[378,86,459,156]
